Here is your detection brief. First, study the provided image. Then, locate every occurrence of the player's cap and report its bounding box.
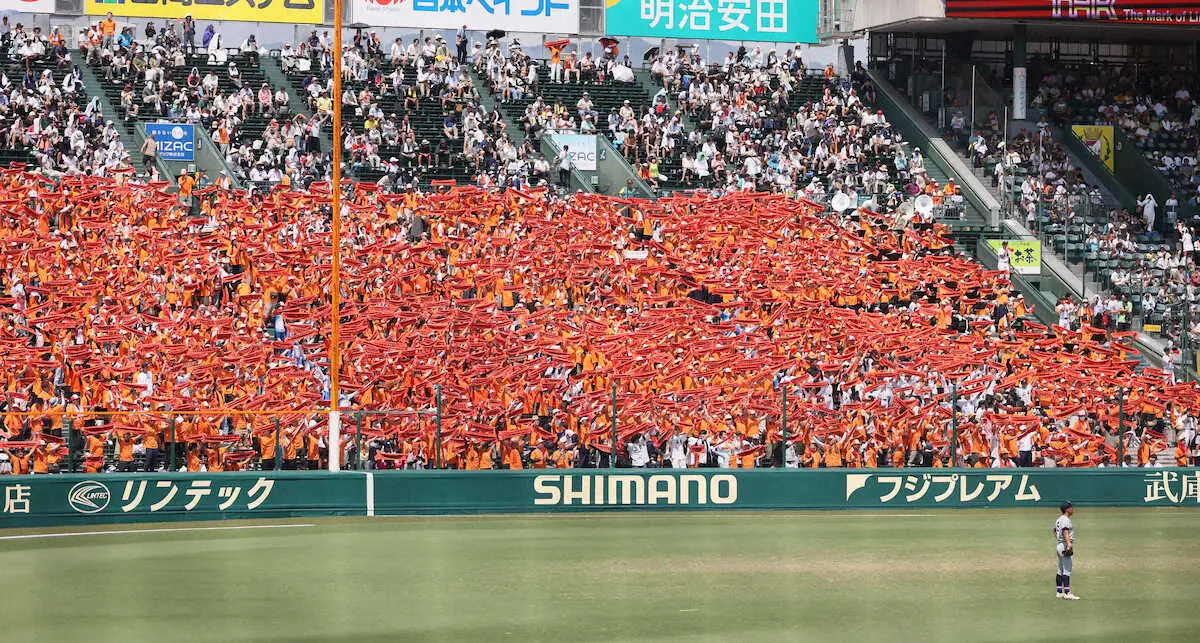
[1060,500,1073,513]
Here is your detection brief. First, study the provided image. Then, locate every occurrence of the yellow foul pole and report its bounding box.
[328,0,344,471]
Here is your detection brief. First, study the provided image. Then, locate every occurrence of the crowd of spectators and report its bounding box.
[280,29,541,190]
[472,37,639,190]
[3,167,1193,475]
[902,60,1200,360]
[0,19,131,177]
[930,77,1115,238]
[1035,62,1200,211]
[80,12,312,187]
[1021,63,1200,351]
[638,51,967,217]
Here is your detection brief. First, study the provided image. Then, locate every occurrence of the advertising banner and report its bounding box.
[350,0,580,34]
[0,472,367,528]
[3,469,1196,529]
[988,239,1041,275]
[550,133,597,171]
[368,469,1200,515]
[145,122,195,162]
[1071,124,1115,173]
[85,0,324,25]
[0,0,56,13]
[1012,66,1027,121]
[946,1,1200,24]
[605,0,819,43]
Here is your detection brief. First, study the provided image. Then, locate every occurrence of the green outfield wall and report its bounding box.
[1,469,1197,529]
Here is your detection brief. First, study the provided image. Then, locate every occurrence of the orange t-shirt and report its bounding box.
[117,432,135,462]
[87,435,105,458]
[32,448,48,474]
[186,446,202,472]
[824,446,842,468]
[504,444,522,470]
[260,432,277,460]
[11,452,30,475]
[529,447,546,469]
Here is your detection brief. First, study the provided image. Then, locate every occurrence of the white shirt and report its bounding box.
[134,370,154,397]
[1140,194,1158,218]
[667,433,687,467]
[712,437,732,468]
[687,436,709,465]
[627,439,649,467]
[1054,515,1073,546]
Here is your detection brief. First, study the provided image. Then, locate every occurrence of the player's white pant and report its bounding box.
[1056,543,1073,575]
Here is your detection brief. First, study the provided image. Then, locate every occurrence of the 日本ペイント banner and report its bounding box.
[350,0,580,34]
[85,0,324,25]
[0,0,57,13]
[605,0,819,44]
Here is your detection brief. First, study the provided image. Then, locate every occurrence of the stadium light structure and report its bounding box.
[328,0,345,471]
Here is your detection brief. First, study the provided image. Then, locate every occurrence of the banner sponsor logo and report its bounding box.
[1071,124,1114,173]
[946,0,1200,24]
[86,0,323,25]
[1012,67,1027,121]
[987,239,1041,275]
[533,474,738,505]
[0,0,57,12]
[605,0,819,43]
[845,473,1043,505]
[350,0,580,33]
[1143,470,1200,503]
[550,133,597,171]
[68,481,111,514]
[146,123,195,162]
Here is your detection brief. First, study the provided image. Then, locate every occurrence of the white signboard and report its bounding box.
[551,133,597,171]
[0,0,56,12]
[350,0,580,33]
[1012,66,1027,121]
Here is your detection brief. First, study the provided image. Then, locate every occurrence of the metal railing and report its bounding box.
[1,376,1169,474]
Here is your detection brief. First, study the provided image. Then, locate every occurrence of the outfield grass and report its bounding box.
[1,509,1197,642]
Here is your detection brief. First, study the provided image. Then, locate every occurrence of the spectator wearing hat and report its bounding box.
[456,25,468,63]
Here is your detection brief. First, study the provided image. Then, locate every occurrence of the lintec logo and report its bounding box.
[68,481,111,514]
[533,474,738,506]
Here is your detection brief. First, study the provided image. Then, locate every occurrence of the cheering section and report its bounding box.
[0,170,1188,471]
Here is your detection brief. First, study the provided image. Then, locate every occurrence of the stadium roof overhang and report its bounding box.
[868,17,1200,43]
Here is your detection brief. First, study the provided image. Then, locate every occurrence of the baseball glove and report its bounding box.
[1063,547,1074,556]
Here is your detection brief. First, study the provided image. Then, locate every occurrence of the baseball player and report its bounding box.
[1054,501,1080,600]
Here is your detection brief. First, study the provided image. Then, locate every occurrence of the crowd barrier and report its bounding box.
[0,469,1197,529]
